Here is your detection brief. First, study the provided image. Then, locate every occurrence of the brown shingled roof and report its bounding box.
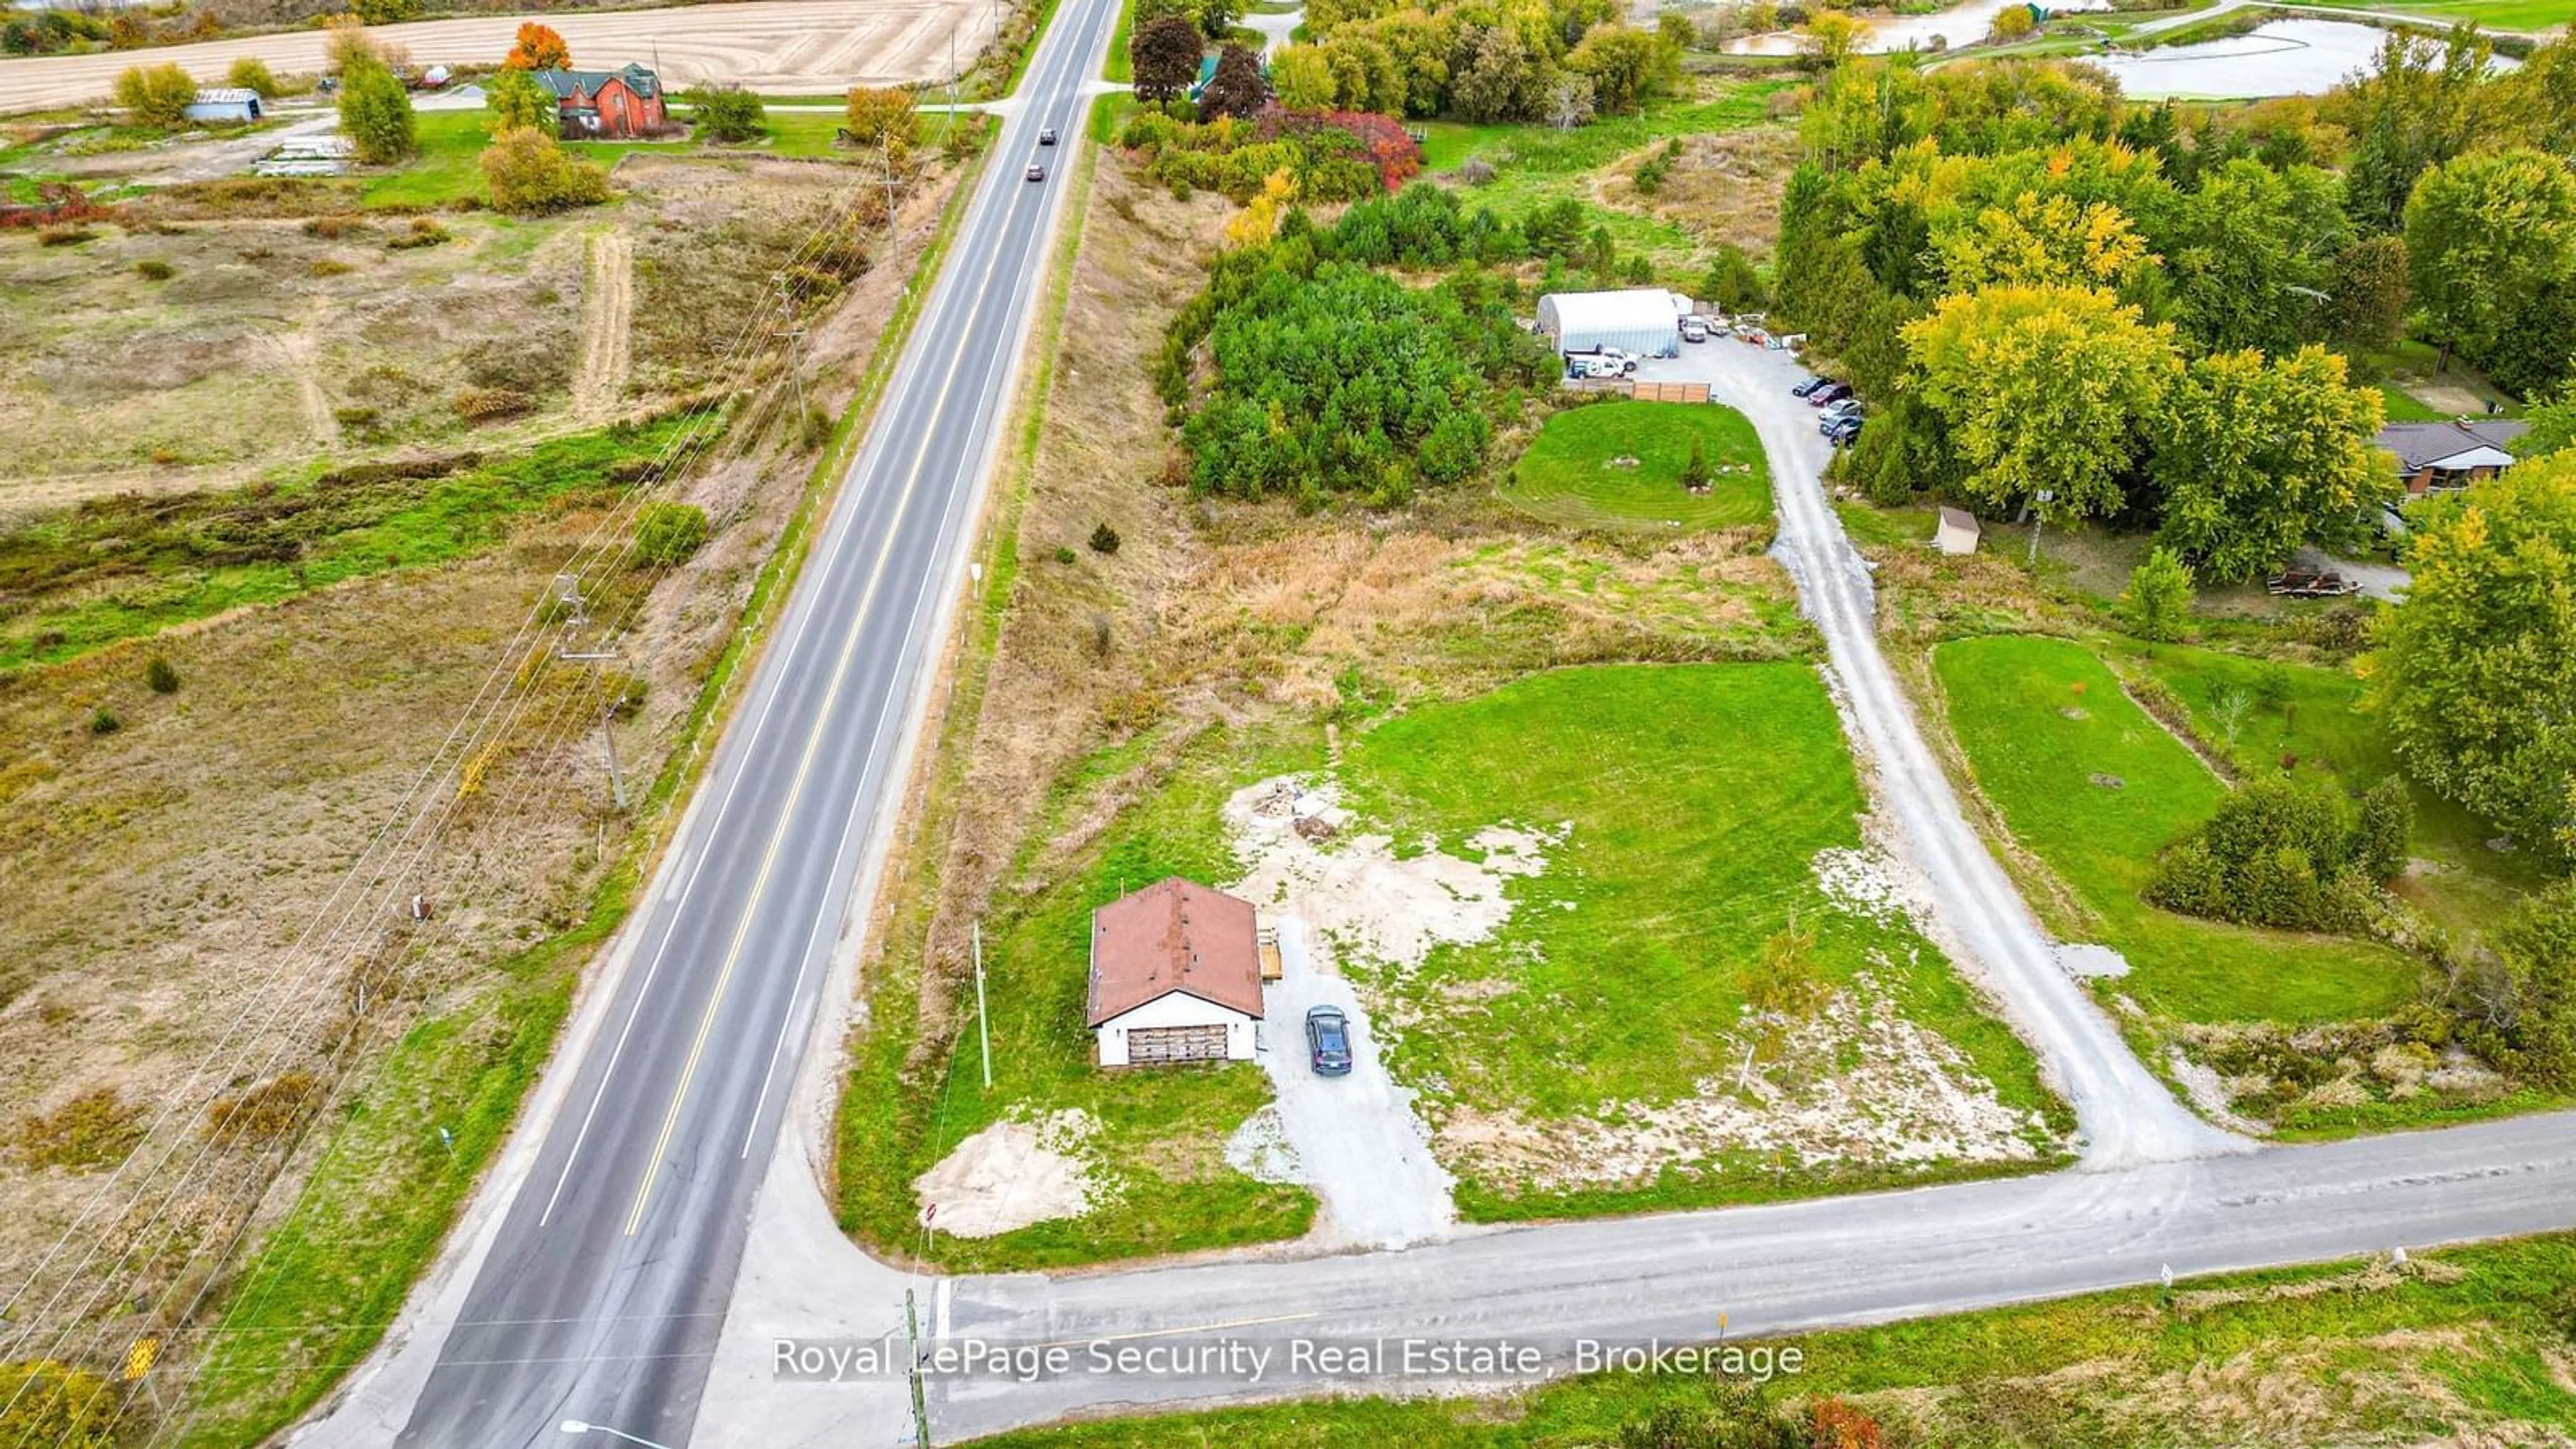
[1086,879,1264,1026]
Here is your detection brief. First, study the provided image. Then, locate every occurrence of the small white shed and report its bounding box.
[1536,288,1683,358]
[183,88,264,124]
[1088,879,1264,1068]
[1933,506,1982,556]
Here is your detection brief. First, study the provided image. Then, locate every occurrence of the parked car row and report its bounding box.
[1792,375,1865,445]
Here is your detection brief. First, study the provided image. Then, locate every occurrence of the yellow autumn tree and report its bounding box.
[1224,169,1297,249]
[1933,189,2154,294]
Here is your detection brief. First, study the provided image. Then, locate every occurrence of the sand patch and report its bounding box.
[2057,943,2131,979]
[1222,1104,1303,1186]
[1438,973,2049,1191]
[1221,775,1564,979]
[913,1109,1106,1238]
[1812,845,1936,930]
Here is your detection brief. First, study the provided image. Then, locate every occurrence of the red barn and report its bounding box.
[528,64,668,140]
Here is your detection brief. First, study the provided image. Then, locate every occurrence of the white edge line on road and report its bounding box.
[617,116,1059,1236]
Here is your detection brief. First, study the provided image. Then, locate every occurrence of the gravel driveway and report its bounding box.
[1257,916,1455,1248]
[1635,335,2247,1167]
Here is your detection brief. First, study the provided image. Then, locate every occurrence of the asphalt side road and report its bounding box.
[292,0,1122,1442]
[823,1108,2576,1441]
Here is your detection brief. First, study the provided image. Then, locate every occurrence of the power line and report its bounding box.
[1,180,898,1443]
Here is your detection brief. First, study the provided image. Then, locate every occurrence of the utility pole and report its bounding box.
[774,272,810,424]
[973,920,991,1091]
[555,568,629,811]
[881,131,901,229]
[905,1288,933,1448]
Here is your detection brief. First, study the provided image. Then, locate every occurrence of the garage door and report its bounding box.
[1128,1025,1226,1064]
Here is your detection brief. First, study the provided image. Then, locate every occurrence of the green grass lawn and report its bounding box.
[977,1232,2576,1447]
[2101,639,2553,934]
[665,105,855,159]
[1499,400,1771,533]
[2276,0,2574,26]
[840,662,2057,1259]
[362,111,688,208]
[1335,663,2060,1218]
[835,724,1322,1274]
[1833,498,1941,551]
[1420,84,1784,264]
[1935,635,2420,1024]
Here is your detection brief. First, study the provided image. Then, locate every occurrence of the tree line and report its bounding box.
[1776,42,2576,584]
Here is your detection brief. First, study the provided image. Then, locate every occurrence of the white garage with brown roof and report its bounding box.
[1088,878,1264,1068]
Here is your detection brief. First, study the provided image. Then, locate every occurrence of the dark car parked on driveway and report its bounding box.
[1790,377,1826,398]
[1808,382,1851,407]
[1305,1005,1352,1076]
[1825,415,1864,446]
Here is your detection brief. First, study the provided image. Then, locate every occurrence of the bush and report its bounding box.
[36,225,95,247]
[7,1087,144,1171]
[87,706,121,736]
[1680,435,1711,490]
[386,216,451,249]
[338,53,417,164]
[146,656,180,693]
[2143,776,2390,934]
[2353,776,2412,883]
[633,502,711,567]
[207,1070,320,1141]
[0,1360,117,1448]
[2121,547,2195,644]
[135,257,174,280]
[1053,544,1077,564]
[226,55,280,95]
[1088,521,1122,554]
[115,60,196,128]
[684,83,767,144]
[481,126,611,214]
[2478,881,2576,1088]
[452,386,534,421]
[798,405,834,453]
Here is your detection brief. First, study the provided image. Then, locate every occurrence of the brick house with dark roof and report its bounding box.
[1087,878,1263,1067]
[527,63,667,140]
[2377,419,2530,496]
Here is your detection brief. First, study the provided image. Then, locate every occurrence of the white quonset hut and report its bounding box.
[183,88,264,124]
[1087,879,1264,1068]
[1537,288,1684,358]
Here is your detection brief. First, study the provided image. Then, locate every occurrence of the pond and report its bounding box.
[2090,18,2519,97]
[1725,0,2112,56]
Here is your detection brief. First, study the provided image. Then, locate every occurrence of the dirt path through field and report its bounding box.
[0,0,995,111]
[575,229,635,424]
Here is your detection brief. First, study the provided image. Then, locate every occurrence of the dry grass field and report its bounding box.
[0,143,969,1442]
[0,0,993,112]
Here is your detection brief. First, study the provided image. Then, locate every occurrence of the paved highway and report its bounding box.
[301,0,1120,1442]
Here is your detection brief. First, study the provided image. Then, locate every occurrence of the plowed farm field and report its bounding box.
[0,0,989,111]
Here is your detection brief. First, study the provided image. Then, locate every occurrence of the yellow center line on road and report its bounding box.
[1038,1312,1321,1348]
[617,88,1073,1240]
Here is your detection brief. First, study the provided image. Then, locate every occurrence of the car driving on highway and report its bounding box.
[1025,161,1046,182]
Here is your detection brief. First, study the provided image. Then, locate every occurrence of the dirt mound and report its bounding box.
[913,1110,1106,1238]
